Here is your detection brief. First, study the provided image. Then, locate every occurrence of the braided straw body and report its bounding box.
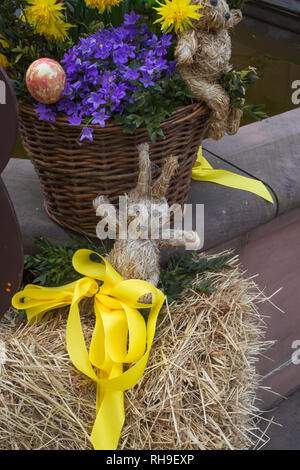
[175,0,243,140]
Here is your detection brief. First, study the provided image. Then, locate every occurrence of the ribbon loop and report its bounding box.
[192,147,274,203]
[12,249,165,450]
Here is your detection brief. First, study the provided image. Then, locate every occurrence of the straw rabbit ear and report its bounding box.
[130,143,152,201]
[152,155,179,199]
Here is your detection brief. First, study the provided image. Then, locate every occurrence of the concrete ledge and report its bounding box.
[202,108,300,216]
[190,108,300,250]
[2,158,76,253]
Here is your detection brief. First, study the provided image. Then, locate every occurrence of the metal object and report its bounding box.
[0,66,23,319]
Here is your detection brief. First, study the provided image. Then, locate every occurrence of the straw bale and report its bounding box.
[0,255,274,450]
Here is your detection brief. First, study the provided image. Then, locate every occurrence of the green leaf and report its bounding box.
[159,252,232,303]
[24,236,107,287]
[14,53,23,64]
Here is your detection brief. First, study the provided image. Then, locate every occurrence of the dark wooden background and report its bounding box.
[0,66,23,318]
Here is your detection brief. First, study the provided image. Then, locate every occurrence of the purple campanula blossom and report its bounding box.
[167,61,177,77]
[123,11,140,26]
[123,67,140,81]
[65,101,78,116]
[80,127,94,142]
[111,83,127,105]
[88,92,106,110]
[91,109,110,127]
[160,34,173,47]
[140,73,155,88]
[68,113,82,126]
[35,103,56,122]
[71,81,82,93]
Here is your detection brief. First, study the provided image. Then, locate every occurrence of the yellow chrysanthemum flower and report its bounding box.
[154,0,203,33]
[25,0,73,41]
[0,36,10,69]
[85,0,123,14]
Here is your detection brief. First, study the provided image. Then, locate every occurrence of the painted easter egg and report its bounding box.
[26,58,66,104]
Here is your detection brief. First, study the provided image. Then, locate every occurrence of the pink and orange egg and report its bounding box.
[26,58,66,104]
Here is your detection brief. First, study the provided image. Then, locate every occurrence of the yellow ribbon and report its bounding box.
[192,147,274,203]
[12,249,165,450]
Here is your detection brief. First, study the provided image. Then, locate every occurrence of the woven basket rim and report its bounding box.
[18,99,209,131]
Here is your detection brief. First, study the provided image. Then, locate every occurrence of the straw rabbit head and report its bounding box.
[192,0,242,32]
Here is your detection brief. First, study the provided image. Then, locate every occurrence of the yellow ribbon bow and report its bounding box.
[12,249,165,450]
[192,147,274,203]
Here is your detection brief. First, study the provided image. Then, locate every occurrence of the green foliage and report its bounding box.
[115,72,194,142]
[23,238,232,305]
[64,0,106,41]
[220,67,268,121]
[0,0,116,98]
[227,0,248,9]
[0,0,70,98]
[24,236,107,287]
[159,251,232,303]
[133,0,160,30]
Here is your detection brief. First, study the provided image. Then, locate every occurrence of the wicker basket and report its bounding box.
[18,101,210,237]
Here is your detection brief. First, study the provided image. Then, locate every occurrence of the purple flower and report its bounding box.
[160,34,173,47]
[111,83,127,105]
[167,61,177,77]
[94,42,111,60]
[87,92,106,110]
[124,11,140,26]
[140,73,155,88]
[61,83,74,99]
[35,12,175,135]
[68,113,82,126]
[123,67,139,81]
[65,101,77,116]
[35,103,56,122]
[113,45,133,66]
[80,127,94,142]
[91,109,110,127]
[71,81,82,92]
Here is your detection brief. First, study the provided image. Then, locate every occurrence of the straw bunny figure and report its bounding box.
[175,0,243,140]
[93,143,200,287]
